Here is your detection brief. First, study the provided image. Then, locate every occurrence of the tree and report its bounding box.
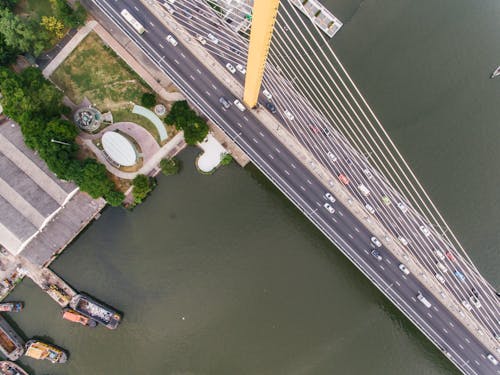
[160,158,180,175]
[74,158,115,198]
[140,92,156,108]
[220,153,233,166]
[0,9,49,56]
[105,190,125,207]
[50,0,86,28]
[132,174,153,204]
[0,0,18,10]
[0,33,18,66]
[165,101,209,145]
[41,16,65,39]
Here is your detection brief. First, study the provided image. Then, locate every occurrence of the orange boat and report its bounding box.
[62,308,97,327]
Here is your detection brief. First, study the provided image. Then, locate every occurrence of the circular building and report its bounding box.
[101,131,137,167]
[74,107,102,132]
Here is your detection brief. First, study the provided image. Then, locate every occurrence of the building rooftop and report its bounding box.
[101,131,137,167]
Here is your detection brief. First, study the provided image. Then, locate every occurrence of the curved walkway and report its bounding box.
[132,105,168,141]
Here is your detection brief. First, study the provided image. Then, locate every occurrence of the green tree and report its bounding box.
[160,158,180,175]
[0,0,18,10]
[165,101,209,145]
[0,33,18,66]
[41,16,65,39]
[0,9,49,55]
[75,158,115,198]
[140,92,156,107]
[220,153,233,166]
[50,0,86,28]
[132,174,153,204]
[105,190,125,207]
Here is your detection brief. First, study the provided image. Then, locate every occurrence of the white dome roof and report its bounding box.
[102,132,137,167]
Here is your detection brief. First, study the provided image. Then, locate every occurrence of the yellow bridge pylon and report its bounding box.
[243,0,281,109]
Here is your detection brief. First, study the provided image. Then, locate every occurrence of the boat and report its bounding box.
[0,316,25,361]
[69,293,121,329]
[491,66,500,78]
[24,340,67,364]
[0,302,23,313]
[0,360,29,375]
[62,308,97,327]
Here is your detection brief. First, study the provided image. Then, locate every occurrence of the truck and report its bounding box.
[417,292,432,308]
[121,9,145,34]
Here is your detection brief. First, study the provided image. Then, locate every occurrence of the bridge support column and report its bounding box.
[243,0,281,109]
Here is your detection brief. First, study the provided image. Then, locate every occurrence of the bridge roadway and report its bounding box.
[83,1,497,373]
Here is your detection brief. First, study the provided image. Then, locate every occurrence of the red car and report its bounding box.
[338,174,350,185]
[309,125,320,134]
[446,251,456,262]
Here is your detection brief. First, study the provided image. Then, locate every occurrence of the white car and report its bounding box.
[197,35,207,45]
[363,169,373,179]
[233,99,246,112]
[435,273,446,284]
[162,2,175,14]
[419,225,431,237]
[462,299,472,311]
[284,110,295,121]
[235,64,246,74]
[398,264,410,275]
[469,295,482,308]
[365,203,375,214]
[324,192,336,203]
[207,33,219,44]
[397,202,408,213]
[487,354,498,366]
[327,151,337,161]
[434,249,445,260]
[323,203,335,214]
[397,235,408,246]
[436,261,448,273]
[166,34,178,46]
[262,89,272,100]
[226,63,236,74]
[371,236,382,248]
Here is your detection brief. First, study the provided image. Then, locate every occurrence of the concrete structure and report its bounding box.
[243,0,280,108]
[0,122,79,255]
[74,106,103,132]
[196,134,227,173]
[101,131,138,167]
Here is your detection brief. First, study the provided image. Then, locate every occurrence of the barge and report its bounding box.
[24,340,67,364]
[0,303,23,313]
[0,316,25,361]
[0,361,29,375]
[69,293,121,329]
[62,308,97,327]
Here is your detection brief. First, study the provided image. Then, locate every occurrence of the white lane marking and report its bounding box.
[474,360,480,366]
[379,265,385,270]
[158,43,165,49]
[427,312,432,318]
[337,210,344,217]
[433,306,438,312]
[252,138,258,144]
[275,147,281,153]
[316,201,321,207]
[204,91,211,96]
[465,338,471,344]
[449,321,454,327]
[211,85,218,92]
[284,170,290,175]
[196,68,202,74]
[354,227,360,233]
[459,344,464,350]
[395,280,400,287]
[306,179,312,185]
[401,275,407,280]
[291,163,296,169]
[236,122,242,128]
[363,249,369,254]
[149,21,155,27]
[243,116,249,122]
[411,297,417,302]
[180,52,186,58]
[259,131,265,137]
[480,354,486,359]
[174,59,180,64]
[300,186,306,191]
[347,233,354,239]
[443,328,448,334]
[189,75,195,80]
[134,5,139,11]
[268,154,274,160]
[386,258,391,264]
[331,217,337,223]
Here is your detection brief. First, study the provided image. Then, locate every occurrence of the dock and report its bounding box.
[290,0,343,38]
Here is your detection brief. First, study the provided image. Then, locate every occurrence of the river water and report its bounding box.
[6,0,500,374]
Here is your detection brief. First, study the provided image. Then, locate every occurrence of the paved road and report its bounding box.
[82,1,499,373]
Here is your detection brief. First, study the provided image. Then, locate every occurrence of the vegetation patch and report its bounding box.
[165,101,208,145]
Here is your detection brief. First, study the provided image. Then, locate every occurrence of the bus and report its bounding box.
[121,9,145,34]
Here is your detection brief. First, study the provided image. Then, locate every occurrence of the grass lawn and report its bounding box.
[16,0,53,19]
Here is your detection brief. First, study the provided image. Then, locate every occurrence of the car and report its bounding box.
[324,192,336,203]
[235,64,246,74]
[265,101,276,113]
[166,34,178,46]
[327,151,337,161]
[219,96,230,109]
[322,127,331,136]
[436,262,448,273]
[358,184,370,197]
[233,99,246,112]
[469,295,482,308]
[161,2,175,14]
[229,45,241,55]
[371,236,382,247]
[323,203,335,214]
[487,354,499,366]
[381,195,391,205]
[419,225,431,237]
[338,174,350,185]
[365,203,375,214]
[363,168,373,179]
[196,35,207,45]
[462,299,472,311]
[284,110,295,121]
[207,33,219,44]
[454,269,466,282]
[398,235,408,246]
[309,125,320,134]
[397,202,408,213]
[445,251,456,262]
[434,273,446,284]
[182,9,192,19]
[398,264,410,275]
[433,250,444,261]
[226,63,236,74]
[262,89,272,100]
[371,249,382,261]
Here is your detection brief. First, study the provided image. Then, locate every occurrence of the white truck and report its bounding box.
[417,292,432,308]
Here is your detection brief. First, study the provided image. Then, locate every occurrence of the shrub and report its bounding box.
[140,92,156,108]
[160,158,180,176]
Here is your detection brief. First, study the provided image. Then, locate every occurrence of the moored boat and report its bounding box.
[24,340,67,364]
[491,66,500,78]
[0,302,23,313]
[62,308,97,327]
[69,293,121,329]
[0,360,29,375]
[0,316,25,361]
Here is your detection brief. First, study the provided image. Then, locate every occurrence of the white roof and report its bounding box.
[102,132,137,166]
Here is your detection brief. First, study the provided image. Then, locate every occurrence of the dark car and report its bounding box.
[219,97,230,109]
[371,249,382,261]
[265,101,277,114]
[322,127,331,136]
